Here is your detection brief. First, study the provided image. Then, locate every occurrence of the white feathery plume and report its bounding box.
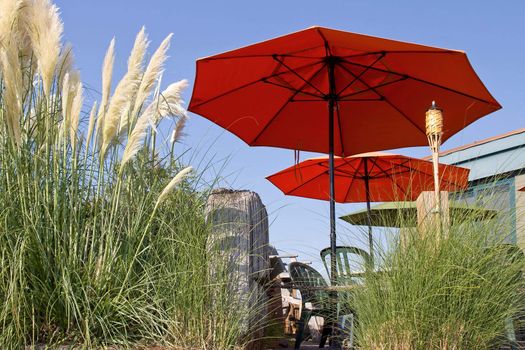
[171,114,187,145]
[155,166,193,209]
[99,38,115,116]
[101,28,148,157]
[117,27,149,136]
[0,0,22,47]
[169,129,177,144]
[60,72,70,135]
[95,37,115,141]
[152,79,188,124]
[131,33,172,119]
[56,43,74,89]
[101,38,115,109]
[14,2,35,85]
[127,26,148,73]
[24,0,63,98]
[69,81,83,146]
[85,101,98,146]
[0,45,22,146]
[121,103,153,167]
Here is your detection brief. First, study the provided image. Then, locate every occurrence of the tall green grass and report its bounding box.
[349,196,525,350]
[0,0,258,348]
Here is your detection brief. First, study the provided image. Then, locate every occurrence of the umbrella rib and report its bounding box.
[337,157,361,176]
[336,52,385,96]
[369,157,411,199]
[251,62,328,144]
[292,97,383,102]
[337,63,427,136]
[384,159,465,194]
[284,165,332,196]
[316,27,333,57]
[389,158,463,190]
[341,159,361,202]
[319,158,360,202]
[338,76,407,99]
[190,61,322,109]
[345,50,458,55]
[273,55,326,96]
[365,157,382,177]
[343,60,500,107]
[262,79,324,99]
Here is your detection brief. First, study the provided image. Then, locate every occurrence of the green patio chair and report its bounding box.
[320,246,371,348]
[289,262,334,349]
[320,246,372,285]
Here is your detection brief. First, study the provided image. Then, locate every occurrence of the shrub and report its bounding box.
[350,205,525,350]
[0,0,255,348]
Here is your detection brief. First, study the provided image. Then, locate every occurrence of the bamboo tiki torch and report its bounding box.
[425,101,443,222]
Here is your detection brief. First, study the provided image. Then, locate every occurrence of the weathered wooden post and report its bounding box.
[205,189,269,350]
[417,191,450,237]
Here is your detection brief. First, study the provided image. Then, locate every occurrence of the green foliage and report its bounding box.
[350,211,525,350]
[0,1,257,348]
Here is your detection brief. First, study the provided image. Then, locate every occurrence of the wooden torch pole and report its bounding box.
[425,101,444,234]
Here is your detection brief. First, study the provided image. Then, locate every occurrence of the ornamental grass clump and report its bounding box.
[350,198,525,350]
[0,0,258,348]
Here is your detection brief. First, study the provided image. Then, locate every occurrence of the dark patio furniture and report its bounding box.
[289,262,334,349]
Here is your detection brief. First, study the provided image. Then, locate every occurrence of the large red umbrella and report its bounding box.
[266,152,470,265]
[188,26,500,284]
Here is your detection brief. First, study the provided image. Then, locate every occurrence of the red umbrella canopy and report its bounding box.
[189,26,501,156]
[266,152,470,203]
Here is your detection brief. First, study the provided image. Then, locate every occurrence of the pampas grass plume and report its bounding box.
[0,0,22,47]
[69,81,83,146]
[121,104,152,167]
[152,79,188,124]
[101,28,147,157]
[86,101,97,146]
[61,71,70,131]
[95,38,115,143]
[101,37,115,109]
[0,46,22,146]
[24,0,63,98]
[171,115,187,145]
[131,33,172,119]
[155,166,193,209]
[57,43,73,88]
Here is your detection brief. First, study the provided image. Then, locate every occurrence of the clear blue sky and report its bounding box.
[55,0,525,268]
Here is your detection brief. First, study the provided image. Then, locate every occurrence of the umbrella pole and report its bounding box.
[328,99,337,286]
[327,59,340,347]
[327,58,337,287]
[363,159,374,269]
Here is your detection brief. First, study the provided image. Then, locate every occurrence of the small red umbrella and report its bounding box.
[189,26,500,284]
[266,152,470,265]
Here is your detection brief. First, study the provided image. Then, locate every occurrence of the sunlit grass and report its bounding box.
[0,0,260,348]
[348,194,525,350]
